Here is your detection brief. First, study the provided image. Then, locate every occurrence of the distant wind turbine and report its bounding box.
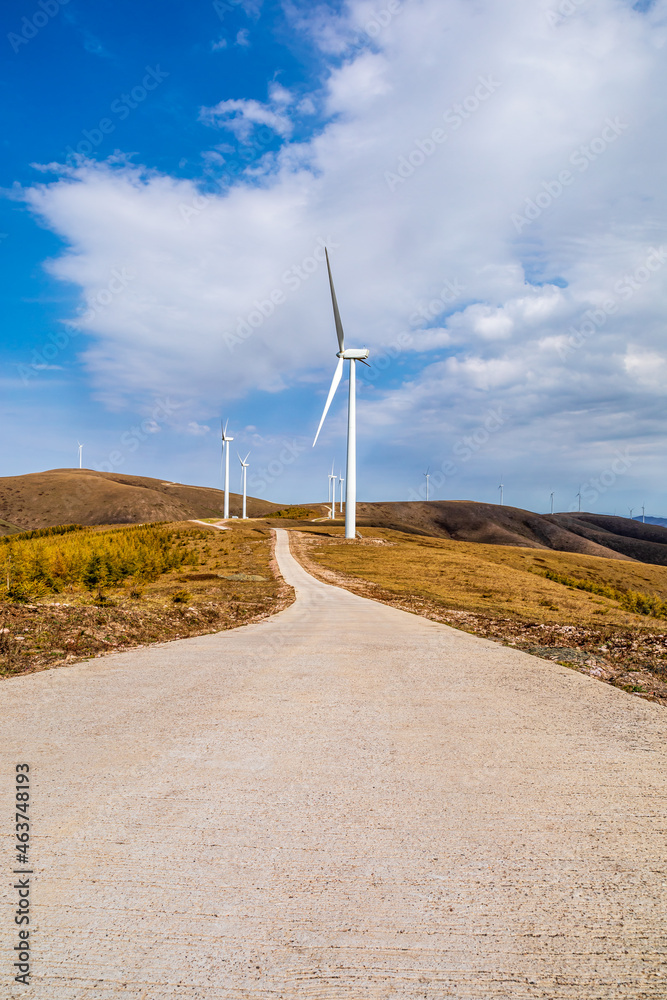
[238,452,250,520]
[339,470,345,515]
[424,468,430,501]
[642,504,646,523]
[328,462,337,520]
[498,480,504,506]
[550,491,555,514]
[77,442,83,469]
[313,249,370,539]
[628,506,634,521]
[576,489,582,512]
[221,420,234,519]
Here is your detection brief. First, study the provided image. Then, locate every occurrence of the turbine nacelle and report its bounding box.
[337,349,369,360]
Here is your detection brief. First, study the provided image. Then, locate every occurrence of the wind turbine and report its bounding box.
[642,504,646,523]
[498,480,504,506]
[313,250,370,539]
[77,442,83,469]
[550,491,555,514]
[628,506,634,521]
[576,489,582,512]
[221,420,234,519]
[339,470,345,515]
[424,468,430,501]
[238,452,250,520]
[328,462,338,520]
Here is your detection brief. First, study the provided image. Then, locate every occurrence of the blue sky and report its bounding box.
[2,0,667,514]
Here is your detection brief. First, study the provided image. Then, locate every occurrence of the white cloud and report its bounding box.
[200,96,293,139]
[19,0,667,502]
[624,348,667,388]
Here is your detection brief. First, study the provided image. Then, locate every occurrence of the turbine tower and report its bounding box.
[550,491,555,514]
[339,470,345,515]
[78,442,83,469]
[498,481,503,506]
[424,468,430,501]
[576,489,582,512]
[221,420,234,519]
[313,250,370,539]
[238,452,250,520]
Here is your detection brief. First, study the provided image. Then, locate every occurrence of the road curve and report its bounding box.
[1,528,666,999]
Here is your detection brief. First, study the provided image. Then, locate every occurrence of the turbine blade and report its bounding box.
[325,248,345,353]
[243,452,250,464]
[313,356,344,447]
[358,358,371,367]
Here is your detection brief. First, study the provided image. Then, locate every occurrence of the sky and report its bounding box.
[1,0,666,514]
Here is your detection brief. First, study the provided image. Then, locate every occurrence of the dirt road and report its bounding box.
[1,528,665,998]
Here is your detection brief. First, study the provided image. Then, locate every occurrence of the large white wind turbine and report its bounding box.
[238,452,250,520]
[221,420,234,519]
[313,250,370,539]
[78,442,83,469]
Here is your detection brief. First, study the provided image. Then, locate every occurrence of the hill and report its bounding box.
[4,476,667,569]
[634,515,667,528]
[0,469,282,533]
[348,501,667,566]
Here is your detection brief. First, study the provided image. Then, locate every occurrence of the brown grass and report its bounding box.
[0,523,293,680]
[291,526,667,622]
[0,469,283,534]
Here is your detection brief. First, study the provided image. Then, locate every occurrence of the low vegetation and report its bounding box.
[0,523,199,602]
[539,568,667,618]
[0,522,293,679]
[265,506,323,520]
[291,527,667,705]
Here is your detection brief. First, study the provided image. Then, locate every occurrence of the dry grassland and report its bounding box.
[291,526,667,705]
[0,522,293,679]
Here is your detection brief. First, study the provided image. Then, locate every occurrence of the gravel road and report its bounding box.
[1,528,666,999]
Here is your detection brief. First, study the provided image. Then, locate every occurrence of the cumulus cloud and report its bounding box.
[18,0,667,503]
[200,97,293,139]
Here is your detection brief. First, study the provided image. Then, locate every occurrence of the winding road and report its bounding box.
[1,528,666,998]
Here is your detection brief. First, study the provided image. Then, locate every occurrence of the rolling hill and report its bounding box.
[3,474,667,568]
[350,501,667,566]
[0,469,282,533]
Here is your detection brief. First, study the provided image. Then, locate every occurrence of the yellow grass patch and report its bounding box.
[0,522,292,678]
[295,526,667,629]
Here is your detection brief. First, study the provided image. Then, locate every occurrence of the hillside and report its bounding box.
[348,501,667,566]
[4,476,667,569]
[0,469,282,532]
